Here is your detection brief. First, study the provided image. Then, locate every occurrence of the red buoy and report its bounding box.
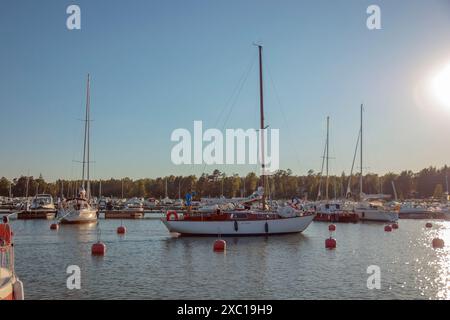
[425,222,432,228]
[328,224,336,232]
[213,239,226,252]
[325,237,336,249]
[392,223,399,229]
[117,226,126,234]
[50,223,59,230]
[91,242,106,255]
[384,225,392,232]
[432,238,444,248]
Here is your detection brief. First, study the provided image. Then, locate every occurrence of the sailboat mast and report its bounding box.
[325,116,329,200]
[86,74,91,199]
[359,104,363,197]
[258,45,266,211]
[81,74,90,194]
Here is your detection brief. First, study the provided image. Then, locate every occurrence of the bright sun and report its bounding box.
[430,62,450,109]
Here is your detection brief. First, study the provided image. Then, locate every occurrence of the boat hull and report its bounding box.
[314,213,359,223]
[104,210,144,219]
[60,209,98,224]
[399,211,433,219]
[17,210,56,220]
[356,210,398,222]
[162,214,315,236]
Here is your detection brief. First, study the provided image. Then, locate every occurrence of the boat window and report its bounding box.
[336,204,340,209]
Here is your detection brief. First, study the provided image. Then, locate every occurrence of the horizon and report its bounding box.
[1,0,450,181]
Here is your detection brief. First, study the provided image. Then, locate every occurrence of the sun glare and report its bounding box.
[430,62,450,110]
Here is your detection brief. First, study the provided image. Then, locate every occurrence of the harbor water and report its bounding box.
[9,218,450,299]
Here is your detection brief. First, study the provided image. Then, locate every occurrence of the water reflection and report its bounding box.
[8,219,450,299]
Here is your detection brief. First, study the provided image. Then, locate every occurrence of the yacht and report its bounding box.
[17,194,56,219]
[59,74,98,225]
[162,46,316,236]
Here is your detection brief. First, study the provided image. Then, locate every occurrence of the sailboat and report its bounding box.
[352,104,398,222]
[161,45,315,236]
[314,116,359,223]
[59,74,98,224]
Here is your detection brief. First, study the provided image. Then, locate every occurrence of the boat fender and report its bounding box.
[234,220,238,232]
[265,221,269,233]
[13,279,24,300]
[166,211,178,221]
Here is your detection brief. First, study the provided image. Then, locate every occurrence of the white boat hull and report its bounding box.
[60,208,98,224]
[356,210,398,222]
[161,214,315,236]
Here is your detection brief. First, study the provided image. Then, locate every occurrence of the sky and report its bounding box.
[0,0,450,181]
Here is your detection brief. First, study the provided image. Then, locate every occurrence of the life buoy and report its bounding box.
[166,211,179,221]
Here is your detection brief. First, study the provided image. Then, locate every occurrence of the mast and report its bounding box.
[99,180,102,198]
[359,104,363,198]
[121,179,124,199]
[392,181,398,201]
[165,178,168,198]
[9,181,12,198]
[81,73,91,200]
[257,45,266,211]
[25,176,29,198]
[325,116,330,200]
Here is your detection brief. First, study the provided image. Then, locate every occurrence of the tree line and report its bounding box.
[0,166,448,200]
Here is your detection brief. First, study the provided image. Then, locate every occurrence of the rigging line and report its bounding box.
[317,136,327,198]
[220,56,257,131]
[347,128,361,196]
[213,52,258,128]
[199,53,257,176]
[265,59,303,171]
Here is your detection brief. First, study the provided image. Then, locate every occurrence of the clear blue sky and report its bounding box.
[1,0,450,181]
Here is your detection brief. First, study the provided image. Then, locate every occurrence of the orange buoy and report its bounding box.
[425,222,432,228]
[384,225,392,232]
[325,237,336,249]
[328,224,336,232]
[91,242,106,255]
[117,226,126,234]
[50,223,59,230]
[432,238,444,248]
[213,239,226,252]
[392,223,399,229]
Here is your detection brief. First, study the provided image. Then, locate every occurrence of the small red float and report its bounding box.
[328,224,336,232]
[432,238,444,248]
[91,242,106,255]
[213,239,226,252]
[392,223,399,229]
[117,226,126,234]
[384,225,392,232]
[325,237,336,249]
[50,223,59,230]
[425,222,432,228]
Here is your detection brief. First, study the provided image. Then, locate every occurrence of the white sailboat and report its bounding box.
[60,74,98,224]
[162,45,315,236]
[352,104,398,222]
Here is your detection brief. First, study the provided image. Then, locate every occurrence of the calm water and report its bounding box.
[7,216,450,300]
